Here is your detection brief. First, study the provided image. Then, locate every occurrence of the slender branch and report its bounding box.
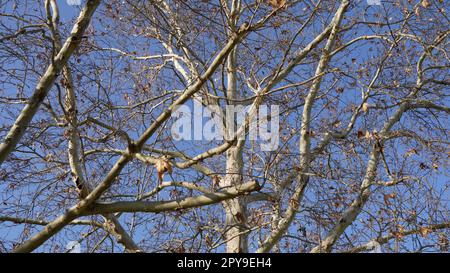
[0,216,103,229]
[341,223,450,253]
[11,20,251,253]
[0,0,101,165]
[45,0,141,253]
[310,31,449,253]
[257,0,350,253]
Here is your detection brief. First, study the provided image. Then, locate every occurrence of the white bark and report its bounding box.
[310,31,449,253]
[341,223,450,253]
[0,0,101,165]
[83,181,260,215]
[45,0,141,253]
[12,22,250,253]
[217,0,250,253]
[257,0,350,253]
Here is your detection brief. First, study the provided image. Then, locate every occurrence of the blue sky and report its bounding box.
[0,0,448,252]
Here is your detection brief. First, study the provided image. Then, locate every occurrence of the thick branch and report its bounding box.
[45,0,141,253]
[83,181,261,215]
[12,21,250,253]
[257,0,350,253]
[310,31,449,253]
[0,0,101,165]
[342,223,450,253]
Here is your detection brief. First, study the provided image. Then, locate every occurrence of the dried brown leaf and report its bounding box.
[362,102,370,113]
[419,226,431,238]
[421,0,431,8]
[268,0,286,9]
[155,158,172,184]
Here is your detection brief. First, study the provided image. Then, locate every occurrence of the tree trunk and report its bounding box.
[221,26,248,251]
[222,146,248,253]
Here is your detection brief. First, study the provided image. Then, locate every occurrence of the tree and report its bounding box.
[0,0,448,253]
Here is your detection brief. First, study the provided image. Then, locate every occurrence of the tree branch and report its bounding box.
[83,181,261,215]
[0,0,101,165]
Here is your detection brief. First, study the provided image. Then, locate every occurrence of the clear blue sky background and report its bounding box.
[0,0,448,252]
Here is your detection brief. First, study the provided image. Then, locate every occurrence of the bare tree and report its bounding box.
[0,0,448,253]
